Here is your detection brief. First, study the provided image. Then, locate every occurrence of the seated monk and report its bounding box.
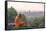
[15,15,24,28]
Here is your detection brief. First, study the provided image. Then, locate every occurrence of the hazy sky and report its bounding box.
[8,2,44,12]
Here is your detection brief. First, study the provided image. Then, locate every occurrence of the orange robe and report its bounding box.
[15,16,24,27]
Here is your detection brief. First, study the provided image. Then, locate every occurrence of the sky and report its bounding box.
[8,2,44,12]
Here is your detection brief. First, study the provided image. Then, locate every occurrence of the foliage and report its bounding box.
[31,17,45,28]
[8,7,17,23]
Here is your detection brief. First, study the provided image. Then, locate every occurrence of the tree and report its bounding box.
[31,17,45,28]
[8,7,17,23]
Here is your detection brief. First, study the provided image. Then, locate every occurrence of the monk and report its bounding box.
[15,15,24,28]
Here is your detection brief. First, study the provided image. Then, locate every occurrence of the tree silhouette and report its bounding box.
[8,7,17,23]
